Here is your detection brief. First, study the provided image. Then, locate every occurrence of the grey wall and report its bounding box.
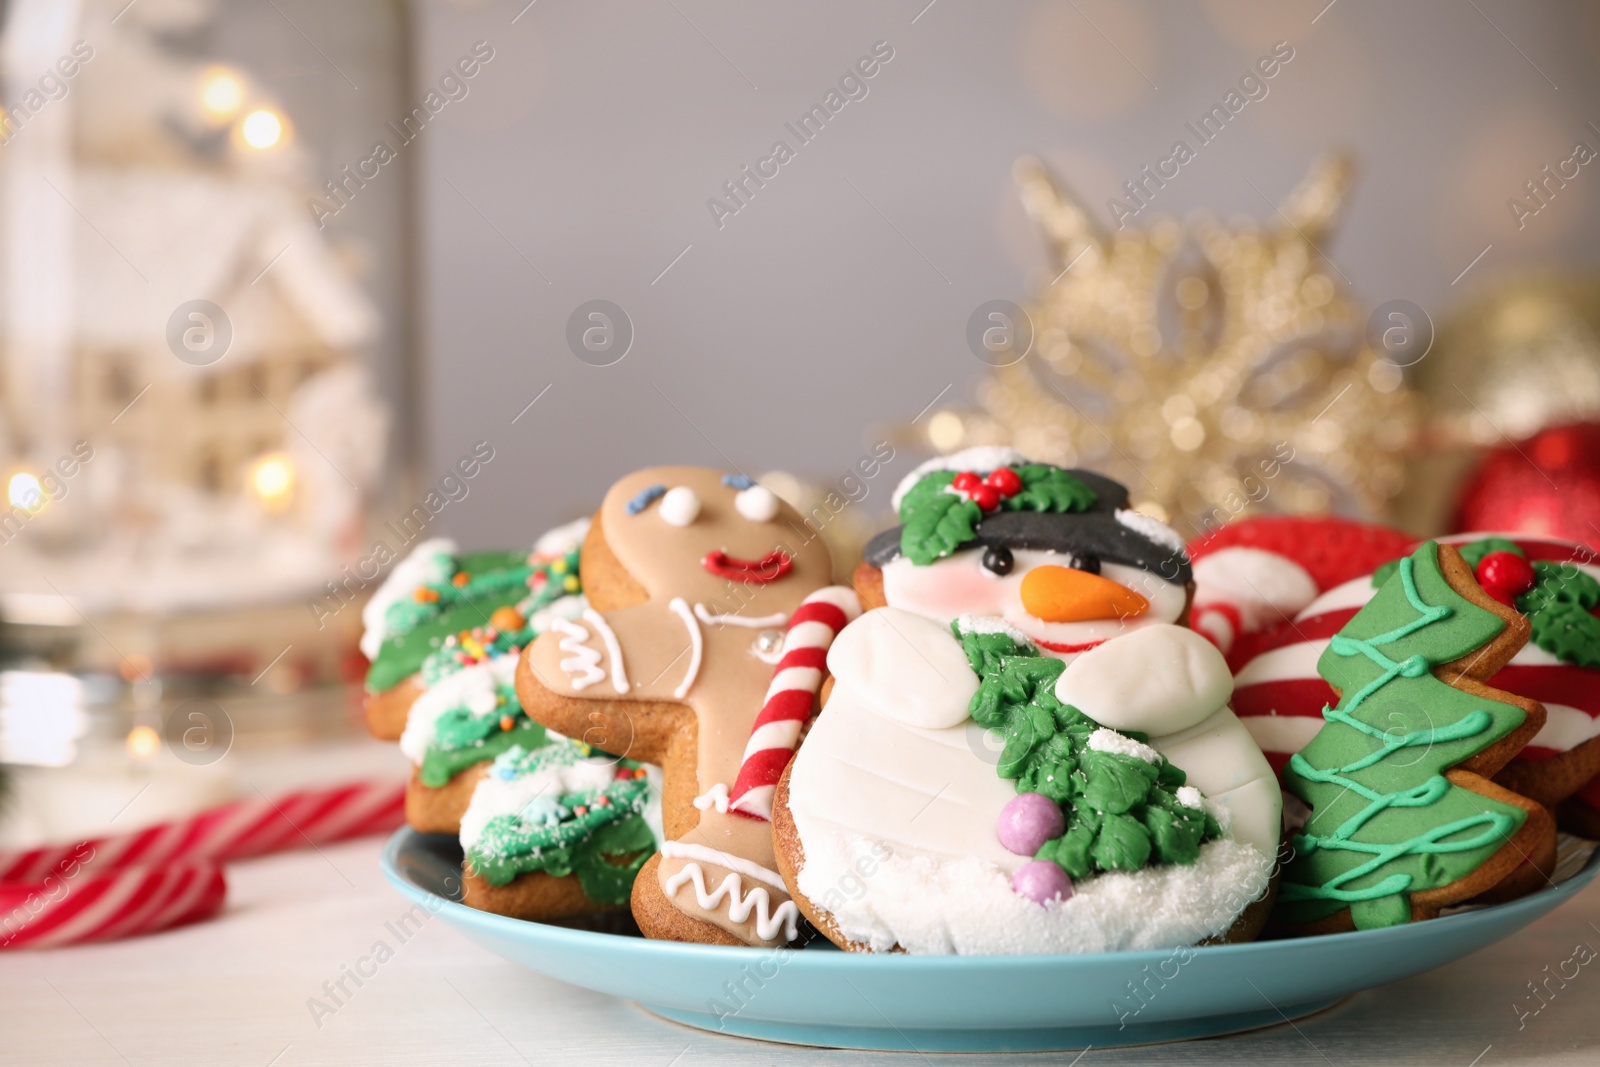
[410,0,1600,550]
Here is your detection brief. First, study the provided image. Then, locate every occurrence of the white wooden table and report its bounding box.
[3,792,1598,1064]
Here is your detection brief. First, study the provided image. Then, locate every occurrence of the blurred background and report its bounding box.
[1,0,1598,844]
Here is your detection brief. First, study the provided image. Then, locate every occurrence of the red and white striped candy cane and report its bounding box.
[0,779,404,949]
[728,586,860,820]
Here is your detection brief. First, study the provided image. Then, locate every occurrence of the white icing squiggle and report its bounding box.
[693,783,731,813]
[660,840,788,892]
[668,597,703,699]
[693,603,789,629]
[581,608,629,694]
[663,863,799,942]
[552,619,604,691]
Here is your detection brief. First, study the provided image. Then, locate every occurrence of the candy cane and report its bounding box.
[0,779,404,950]
[727,586,860,820]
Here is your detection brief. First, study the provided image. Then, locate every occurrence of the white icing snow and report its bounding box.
[954,614,1032,644]
[795,829,1270,955]
[1087,727,1160,764]
[890,447,1030,511]
[398,654,519,765]
[360,538,457,659]
[458,750,618,851]
[527,593,587,633]
[1113,508,1186,555]
[533,517,590,558]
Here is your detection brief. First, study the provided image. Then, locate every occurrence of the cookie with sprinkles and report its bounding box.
[361,521,587,740]
[461,742,662,921]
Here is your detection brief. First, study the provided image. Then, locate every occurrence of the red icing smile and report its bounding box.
[1033,636,1107,654]
[703,549,792,584]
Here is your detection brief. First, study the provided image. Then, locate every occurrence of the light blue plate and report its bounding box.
[382,829,1600,1052]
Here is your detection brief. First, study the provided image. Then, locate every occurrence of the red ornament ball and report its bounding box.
[986,467,1023,496]
[1475,551,1536,606]
[1453,422,1600,552]
[952,471,981,492]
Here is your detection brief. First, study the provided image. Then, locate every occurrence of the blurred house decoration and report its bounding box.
[0,0,411,779]
[898,154,1416,541]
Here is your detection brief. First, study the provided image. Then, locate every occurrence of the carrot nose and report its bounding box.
[1020,565,1149,622]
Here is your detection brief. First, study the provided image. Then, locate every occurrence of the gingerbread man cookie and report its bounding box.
[516,467,844,947]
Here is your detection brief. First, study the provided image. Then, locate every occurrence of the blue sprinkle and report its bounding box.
[722,473,755,490]
[626,484,666,514]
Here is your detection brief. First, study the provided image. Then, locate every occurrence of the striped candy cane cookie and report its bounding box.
[727,586,861,820]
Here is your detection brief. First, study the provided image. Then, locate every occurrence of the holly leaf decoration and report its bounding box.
[952,620,1222,883]
[1518,559,1600,669]
[1002,464,1097,514]
[900,491,983,566]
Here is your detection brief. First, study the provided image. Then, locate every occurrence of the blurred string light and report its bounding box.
[7,471,44,512]
[125,724,161,761]
[0,671,88,767]
[240,108,285,150]
[249,452,295,510]
[198,65,245,121]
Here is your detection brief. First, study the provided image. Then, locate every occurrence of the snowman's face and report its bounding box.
[881,546,1188,662]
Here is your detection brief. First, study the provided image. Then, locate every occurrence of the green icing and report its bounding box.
[1376,538,1600,669]
[955,623,1220,881]
[365,543,581,693]
[1281,542,1530,930]
[898,464,1096,566]
[466,744,656,906]
[419,623,537,687]
[1518,559,1600,669]
[419,721,546,788]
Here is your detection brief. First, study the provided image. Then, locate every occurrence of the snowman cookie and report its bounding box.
[516,467,846,947]
[772,450,1282,954]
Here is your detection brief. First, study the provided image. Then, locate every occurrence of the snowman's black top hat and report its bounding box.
[862,466,1192,585]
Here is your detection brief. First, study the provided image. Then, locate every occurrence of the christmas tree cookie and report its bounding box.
[1278,541,1557,932]
[361,523,586,739]
[460,742,661,921]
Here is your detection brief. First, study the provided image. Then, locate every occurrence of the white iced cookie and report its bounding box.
[827,607,977,730]
[1053,623,1233,736]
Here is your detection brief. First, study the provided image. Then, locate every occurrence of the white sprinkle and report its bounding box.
[1086,727,1160,764]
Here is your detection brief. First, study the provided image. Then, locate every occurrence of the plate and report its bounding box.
[382,829,1600,1052]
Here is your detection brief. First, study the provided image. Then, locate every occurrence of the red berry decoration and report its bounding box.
[952,471,981,492]
[1476,550,1536,606]
[971,485,1001,511]
[986,467,1023,497]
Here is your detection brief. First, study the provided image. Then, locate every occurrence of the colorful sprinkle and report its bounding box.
[563,575,580,593]
[722,473,755,490]
[626,484,666,514]
[500,715,515,731]
[452,572,470,587]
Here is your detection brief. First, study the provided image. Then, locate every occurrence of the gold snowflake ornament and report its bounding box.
[915,155,1414,539]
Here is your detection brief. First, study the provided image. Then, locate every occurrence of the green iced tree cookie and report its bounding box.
[1281,542,1533,930]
